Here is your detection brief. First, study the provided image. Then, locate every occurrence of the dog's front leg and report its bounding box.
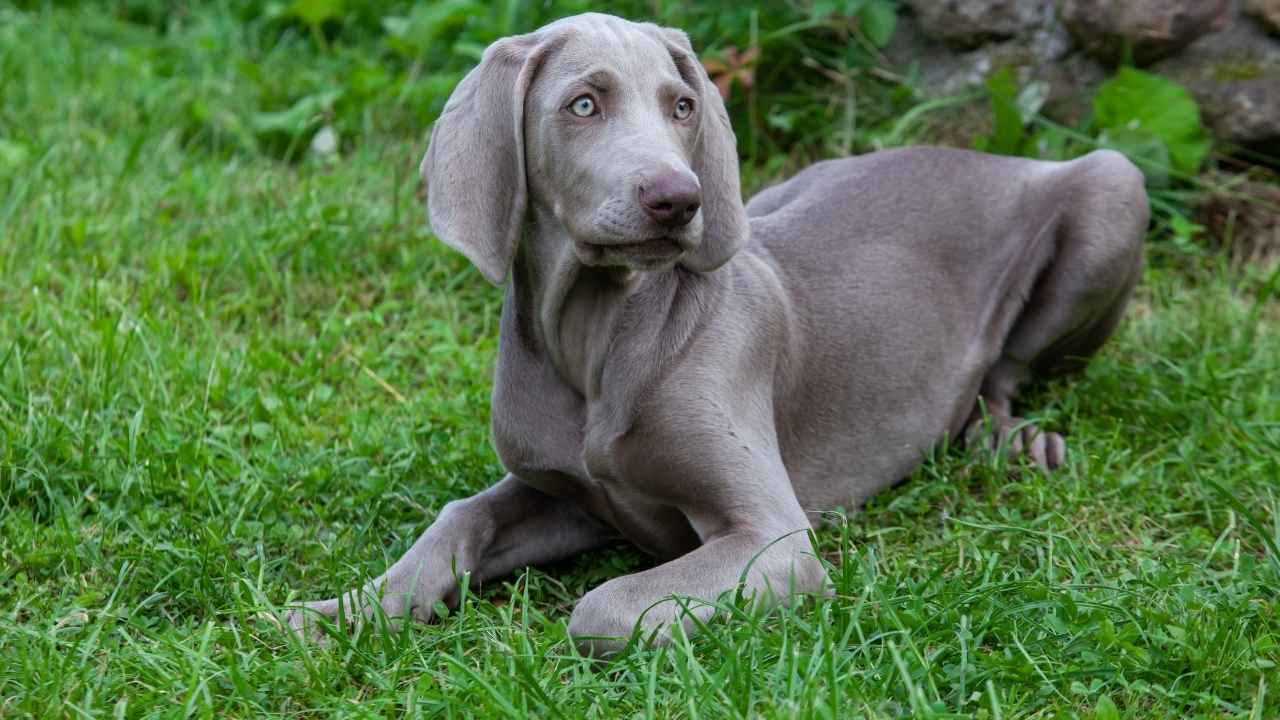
[287,474,612,637]
[567,473,827,657]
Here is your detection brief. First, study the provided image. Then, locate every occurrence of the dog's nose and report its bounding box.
[638,172,701,228]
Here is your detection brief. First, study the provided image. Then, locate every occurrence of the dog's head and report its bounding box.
[420,13,748,284]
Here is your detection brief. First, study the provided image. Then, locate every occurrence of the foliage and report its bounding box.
[2,2,1278,717]
[973,65,1213,191]
[4,0,911,164]
[1092,68,1213,186]
[972,67,1052,158]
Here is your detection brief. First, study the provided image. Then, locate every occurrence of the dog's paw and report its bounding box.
[281,584,438,644]
[967,416,1066,472]
[280,594,383,644]
[276,599,355,646]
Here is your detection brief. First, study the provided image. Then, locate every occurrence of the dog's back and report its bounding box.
[739,146,1145,510]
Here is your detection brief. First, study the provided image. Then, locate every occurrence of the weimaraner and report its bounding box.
[287,12,1147,656]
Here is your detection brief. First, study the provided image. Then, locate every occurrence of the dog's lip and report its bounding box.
[584,236,685,257]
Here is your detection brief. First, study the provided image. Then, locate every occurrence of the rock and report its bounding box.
[1039,54,1109,124]
[1199,77,1280,148]
[1196,177,1280,268]
[1060,0,1231,65]
[1148,1,1280,114]
[1146,4,1280,152]
[1246,0,1280,34]
[887,4,1072,96]
[1149,2,1280,73]
[903,0,1050,48]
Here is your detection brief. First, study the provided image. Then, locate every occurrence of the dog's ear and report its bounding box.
[419,33,556,285]
[647,26,749,273]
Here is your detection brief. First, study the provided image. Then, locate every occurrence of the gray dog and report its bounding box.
[288,13,1147,656]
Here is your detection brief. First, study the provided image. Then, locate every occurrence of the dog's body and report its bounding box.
[289,13,1147,656]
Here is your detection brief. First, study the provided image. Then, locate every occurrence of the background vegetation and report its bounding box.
[1,0,1277,717]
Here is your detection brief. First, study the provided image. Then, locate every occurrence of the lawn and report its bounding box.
[1,4,1278,718]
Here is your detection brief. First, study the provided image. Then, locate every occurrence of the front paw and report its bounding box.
[283,582,435,642]
[567,581,705,659]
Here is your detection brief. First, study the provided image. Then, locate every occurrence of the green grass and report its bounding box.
[2,5,1278,718]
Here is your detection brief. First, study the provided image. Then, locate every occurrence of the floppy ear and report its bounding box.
[419,33,554,285]
[647,27,749,273]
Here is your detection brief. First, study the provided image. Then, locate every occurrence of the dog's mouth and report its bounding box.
[578,236,686,264]
[602,237,683,256]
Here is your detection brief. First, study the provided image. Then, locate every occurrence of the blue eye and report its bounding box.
[570,95,597,117]
[674,98,694,120]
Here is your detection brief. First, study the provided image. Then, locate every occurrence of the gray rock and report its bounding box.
[887,3,1072,95]
[1149,1,1280,147]
[1200,77,1280,147]
[1246,0,1280,34]
[903,0,1051,48]
[1060,0,1231,65]
[1149,1,1280,82]
[888,0,1280,151]
[1038,53,1109,124]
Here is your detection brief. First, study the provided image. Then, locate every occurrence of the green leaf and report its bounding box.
[1096,127,1171,188]
[287,0,343,27]
[249,89,344,137]
[811,0,842,19]
[1092,694,1121,720]
[1093,68,1210,178]
[259,393,282,414]
[1026,125,1070,160]
[382,1,482,58]
[859,0,898,48]
[0,139,29,175]
[975,68,1025,156]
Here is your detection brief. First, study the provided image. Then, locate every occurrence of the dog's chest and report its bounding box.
[488,281,633,494]
[490,345,591,493]
[490,330,702,557]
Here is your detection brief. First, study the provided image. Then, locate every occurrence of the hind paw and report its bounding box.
[966,415,1066,472]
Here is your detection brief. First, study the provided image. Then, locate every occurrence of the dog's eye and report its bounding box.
[569,95,597,117]
[673,98,694,120]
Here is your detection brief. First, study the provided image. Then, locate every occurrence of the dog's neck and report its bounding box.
[510,207,686,399]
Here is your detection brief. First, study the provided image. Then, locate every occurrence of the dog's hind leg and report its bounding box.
[966,151,1147,471]
[286,475,613,638]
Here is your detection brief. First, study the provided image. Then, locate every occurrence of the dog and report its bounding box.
[287,12,1147,657]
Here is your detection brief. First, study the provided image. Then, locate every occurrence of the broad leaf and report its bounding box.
[249,89,344,137]
[859,0,898,48]
[1097,127,1171,188]
[1093,68,1210,178]
[286,0,343,27]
